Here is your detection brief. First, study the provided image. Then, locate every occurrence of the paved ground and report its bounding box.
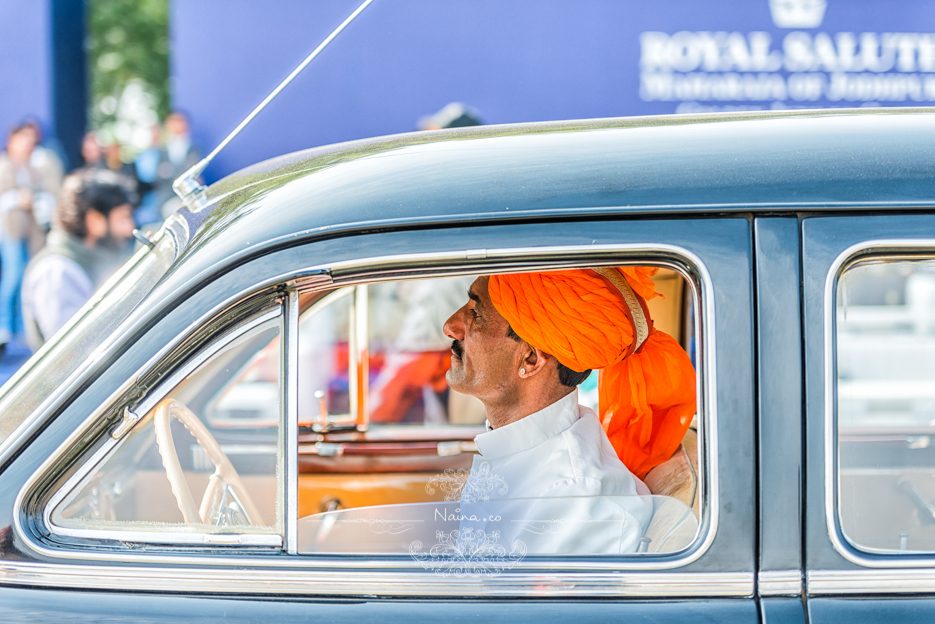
[0,339,32,387]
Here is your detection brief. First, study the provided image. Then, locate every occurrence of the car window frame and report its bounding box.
[16,242,721,582]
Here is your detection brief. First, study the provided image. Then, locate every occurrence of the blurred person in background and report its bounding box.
[77,131,141,231]
[369,276,485,425]
[22,119,64,196]
[154,111,200,218]
[0,122,60,351]
[79,131,103,170]
[417,102,483,130]
[22,169,135,349]
[103,139,139,184]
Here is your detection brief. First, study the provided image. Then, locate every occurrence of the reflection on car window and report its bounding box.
[298,288,354,429]
[368,277,485,425]
[51,315,283,542]
[837,259,935,553]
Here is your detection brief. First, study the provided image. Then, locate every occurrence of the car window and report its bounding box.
[836,258,935,553]
[49,311,284,545]
[40,265,704,559]
[296,268,703,558]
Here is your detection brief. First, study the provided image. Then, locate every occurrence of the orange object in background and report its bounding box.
[369,350,451,423]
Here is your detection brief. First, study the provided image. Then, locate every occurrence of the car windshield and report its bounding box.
[0,216,186,453]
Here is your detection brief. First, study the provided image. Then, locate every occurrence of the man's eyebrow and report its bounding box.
[467,289,481,307]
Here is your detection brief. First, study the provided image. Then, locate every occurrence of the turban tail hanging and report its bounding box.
[488,267,697,480]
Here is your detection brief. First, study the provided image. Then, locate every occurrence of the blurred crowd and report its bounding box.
[0,112,200,354]
[0,101,483,361]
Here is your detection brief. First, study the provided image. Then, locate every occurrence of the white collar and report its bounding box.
[474,389,580,459]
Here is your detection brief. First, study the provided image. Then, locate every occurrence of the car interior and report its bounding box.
[49,265,703,555]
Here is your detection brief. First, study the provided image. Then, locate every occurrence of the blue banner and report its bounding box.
[172,0,935,180]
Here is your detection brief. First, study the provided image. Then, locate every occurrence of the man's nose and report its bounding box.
[443,306,466,340]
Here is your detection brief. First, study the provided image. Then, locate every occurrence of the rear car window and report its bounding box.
[836,258,935,553]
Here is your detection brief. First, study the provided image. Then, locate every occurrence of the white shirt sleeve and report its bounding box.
[22,255,94,341]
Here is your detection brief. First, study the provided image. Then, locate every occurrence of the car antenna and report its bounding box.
[172,0,376,206]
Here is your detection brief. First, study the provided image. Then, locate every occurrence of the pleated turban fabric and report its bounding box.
[488,267,697,480]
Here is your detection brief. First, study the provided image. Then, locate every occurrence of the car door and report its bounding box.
[802,213,935,622]
[0,216,757,622]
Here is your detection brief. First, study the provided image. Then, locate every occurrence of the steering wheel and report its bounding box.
[153,398,265,526]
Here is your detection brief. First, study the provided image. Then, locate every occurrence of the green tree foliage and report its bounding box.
[87,0,169,139]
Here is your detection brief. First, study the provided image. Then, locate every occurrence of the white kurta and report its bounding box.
[455,390,653,556]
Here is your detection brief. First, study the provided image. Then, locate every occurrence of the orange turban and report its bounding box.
[488,267,696,480]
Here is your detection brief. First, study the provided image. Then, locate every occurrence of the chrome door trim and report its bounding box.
[283,288,299,554]
[354,284,369,431]
[14,243,726,591]
[808,568,935,595]
[758,569,802,596]
[822,239,935,569]
[0,560,753,597]
[23,307,284,549]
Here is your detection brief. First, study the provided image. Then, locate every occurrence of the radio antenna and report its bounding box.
[173,0,376,203]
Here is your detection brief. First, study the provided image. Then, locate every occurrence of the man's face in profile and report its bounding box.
[443,276,524,402]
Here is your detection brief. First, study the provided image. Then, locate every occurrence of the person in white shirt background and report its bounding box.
[21,169,136,349]
[440,268,696,555]
[0,122,61,351]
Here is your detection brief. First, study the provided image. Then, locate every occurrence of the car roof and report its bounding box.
[173,108,935,278]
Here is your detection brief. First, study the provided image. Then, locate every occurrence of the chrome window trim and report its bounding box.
[355,284,369,431]
[13,243,726,596]
[28,306,285,549]
[283,288,299,554]
[808,568,935,595]
[0,216,187,468]
[823,238,935,568]
[0,561,752,597]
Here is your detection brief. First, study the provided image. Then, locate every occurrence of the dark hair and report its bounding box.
[56,170,131,238]
[506,324,592,388]
[10,121,35,134]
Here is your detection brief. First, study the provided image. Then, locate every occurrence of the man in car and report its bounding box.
[441,268,695,554]
[21,169,136,349]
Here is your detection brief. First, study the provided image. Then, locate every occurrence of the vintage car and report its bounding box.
[0,108,934,622]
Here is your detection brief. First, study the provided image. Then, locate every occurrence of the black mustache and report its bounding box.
[451,339,464,360]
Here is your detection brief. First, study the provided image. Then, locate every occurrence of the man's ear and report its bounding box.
[520,346,553,378]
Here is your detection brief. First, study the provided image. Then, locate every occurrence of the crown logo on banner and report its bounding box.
[769,0,827,28]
